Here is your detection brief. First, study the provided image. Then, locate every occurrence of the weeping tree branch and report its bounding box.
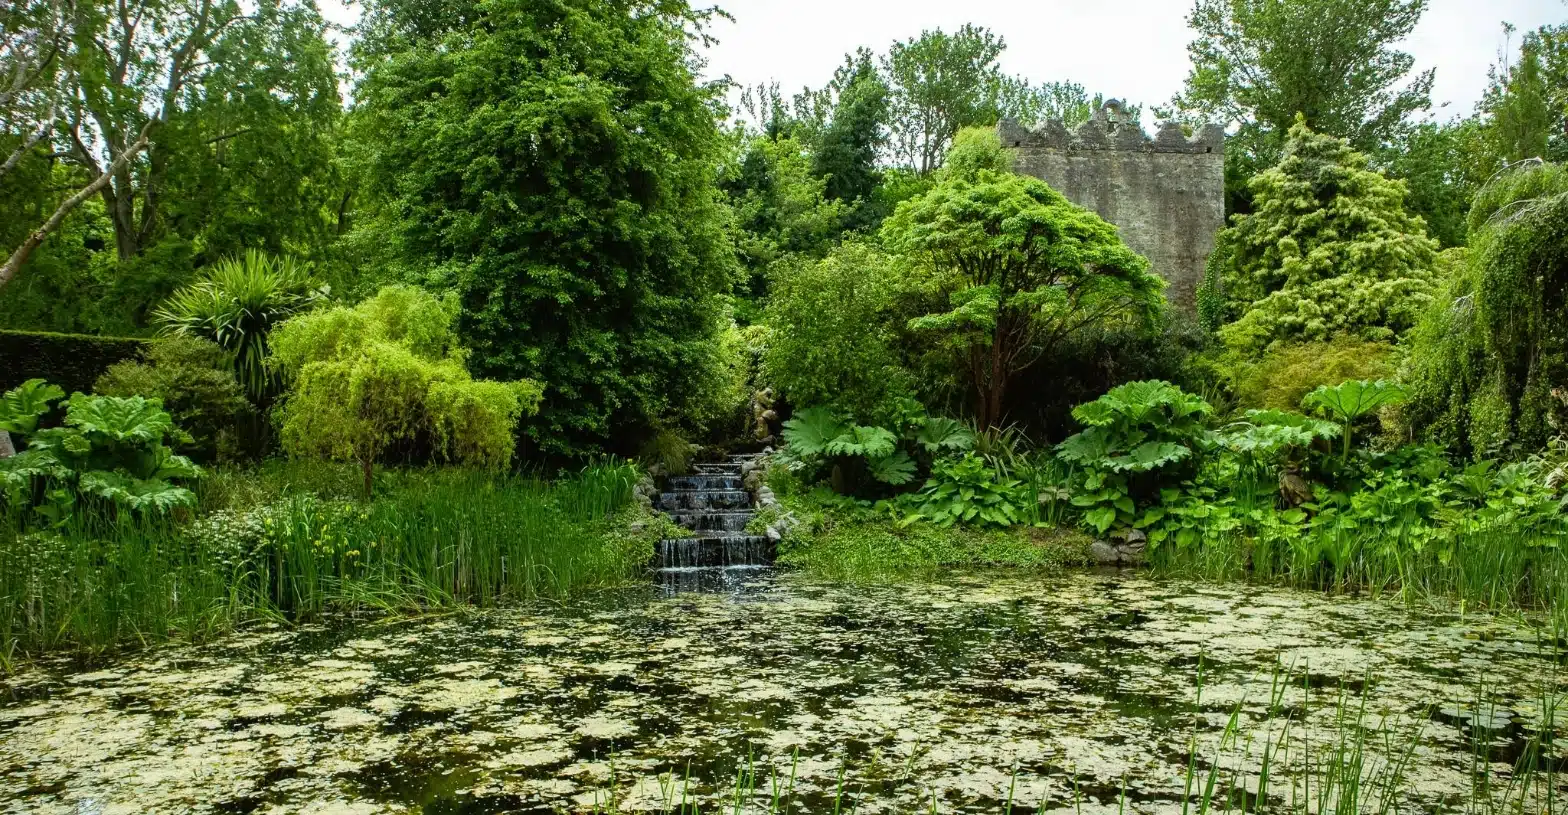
[0,120,153,291]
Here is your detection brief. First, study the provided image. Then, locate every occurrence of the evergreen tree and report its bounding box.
[1214,120,1440,356]
[811,60,890,231]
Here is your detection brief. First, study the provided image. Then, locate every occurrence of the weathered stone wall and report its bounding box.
[999,106,1225,307]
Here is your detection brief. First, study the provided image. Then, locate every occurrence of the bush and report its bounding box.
[95,337,253,463]
[1213,120,1440,357]
[760,242,916,422]
[0,330,149,394]
[1229,338,1396,411]
[1402,162,1568,459]
[269,285,542,498]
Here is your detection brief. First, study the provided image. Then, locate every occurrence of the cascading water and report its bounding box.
[652,455,773,590]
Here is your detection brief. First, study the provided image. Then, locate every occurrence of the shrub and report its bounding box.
[0,330,149,394]
[1401,162,1568,458]
[269,285,542,498]
[1213,120,1440,357]
[95,337,252,463]
[153,250,328,403]
[760,242,916,422]
[1229,338,1396,411]
[1056,381,1213,535]
[903,453,1027,528]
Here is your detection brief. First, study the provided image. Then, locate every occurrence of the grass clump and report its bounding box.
[0,460,652,664]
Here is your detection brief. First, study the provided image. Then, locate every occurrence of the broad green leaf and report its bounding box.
[781,407,849,458]
[0,379,65,435]
[867,450,918,485]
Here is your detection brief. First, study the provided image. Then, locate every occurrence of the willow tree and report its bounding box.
[1213,120,1440,356]
[881,131,1164,429]
[269,285,542,497]
[1402,162,1568,458]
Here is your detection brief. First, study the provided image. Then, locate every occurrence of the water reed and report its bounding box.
[0,462,642,663]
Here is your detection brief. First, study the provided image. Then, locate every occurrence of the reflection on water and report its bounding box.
[1,570,1564,814]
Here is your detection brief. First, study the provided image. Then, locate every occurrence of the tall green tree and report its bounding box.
[879,24,1010,174]
[1478,23,1568,167]
[352,0,739,456]
[810,56,890,230]
[882,131,1165,429]
[1173,0,1434,211]
[722,133,845,299]
[0,0,343,330]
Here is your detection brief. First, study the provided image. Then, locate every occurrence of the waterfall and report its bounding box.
[651,455,774,588]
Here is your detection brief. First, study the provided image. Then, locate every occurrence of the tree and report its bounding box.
[1478,23,1568,167]
[1173,0,1434,210]
[1,0,343,320]
[1213,120,1440,356]
[810,56,890,231]
[269,285,542,498]
[352,0,738,456]
[1402,162,1568,459]
[152,250,328,403]
[95,336,251,463]
[881,132,1165,429]
[880,24,1011,174]
[722,134,845,298]
[760,242,914,422]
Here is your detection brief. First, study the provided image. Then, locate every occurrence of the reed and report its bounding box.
[0,461,643,663]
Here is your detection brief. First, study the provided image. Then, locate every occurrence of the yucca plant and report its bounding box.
[153,250,328,403]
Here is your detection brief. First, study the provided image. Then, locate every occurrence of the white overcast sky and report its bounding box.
[321,0,1566,124]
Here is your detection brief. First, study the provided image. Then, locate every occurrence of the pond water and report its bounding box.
[1,569,1565,814]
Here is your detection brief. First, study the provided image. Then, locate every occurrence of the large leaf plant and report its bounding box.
[0,380,202,524]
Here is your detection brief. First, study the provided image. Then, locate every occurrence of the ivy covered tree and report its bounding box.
[882,132,1164,429]
[269,285,542,498]
[1402,162,1568,459]
[1212,120,1440,356]
[351,0,738,456]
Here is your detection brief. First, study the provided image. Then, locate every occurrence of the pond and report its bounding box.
[1,569,1565,814]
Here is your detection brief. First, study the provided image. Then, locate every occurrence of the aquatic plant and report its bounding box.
[0,461,642,660]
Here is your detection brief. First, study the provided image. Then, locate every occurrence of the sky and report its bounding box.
[319,0,1567,126]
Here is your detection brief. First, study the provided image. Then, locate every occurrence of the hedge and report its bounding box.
[0,330,152,395]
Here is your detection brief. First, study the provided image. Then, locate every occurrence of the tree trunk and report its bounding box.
[1,123,153,291]
[360,456,375,501]
[0,431,14,458]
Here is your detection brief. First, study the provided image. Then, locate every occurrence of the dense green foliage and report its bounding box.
[269,286,543,497]
[1402,162,1568,458]
[0,381,203,524]
[0,461,650,658]
[1173,0,1433,211]
[95,337,252,464]
[1212,121,1440,356]
[760,243,913,420]
[0,330,149,393]
[350,0,737,456]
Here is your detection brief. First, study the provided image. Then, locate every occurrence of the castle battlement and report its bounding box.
[1000,102,1226,307]
[998,101,1225,155]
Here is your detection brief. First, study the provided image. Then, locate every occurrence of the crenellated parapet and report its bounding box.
[998,100,1224,155]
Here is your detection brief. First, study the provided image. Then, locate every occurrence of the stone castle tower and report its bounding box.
[999,102,1225,306]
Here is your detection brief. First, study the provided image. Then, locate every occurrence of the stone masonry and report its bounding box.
[999,102,1225,307]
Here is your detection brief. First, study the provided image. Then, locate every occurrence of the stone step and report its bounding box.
[653,536,774,568]
[667,510,754,532]
[656,490,751,511]
[667,474,743,491]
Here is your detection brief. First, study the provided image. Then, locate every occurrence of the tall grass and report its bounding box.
[0,461,642,664]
